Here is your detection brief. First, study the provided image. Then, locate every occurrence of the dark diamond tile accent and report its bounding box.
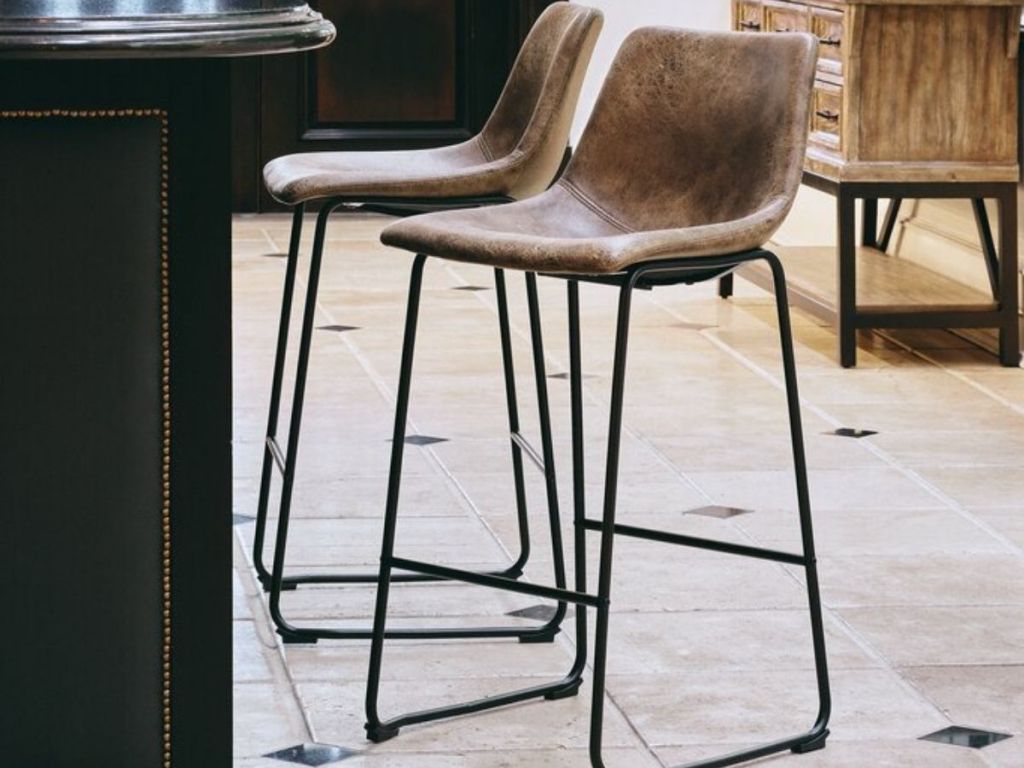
[232,514,256,526]
[920,726,1012,749]
[506,604,560,621]
[452,285,490,292]
[684,505,753,519]
[548,372,598,380]
[317,325,360,333]
[263,742,358,765]
[404,434,448,446]
[830,427,878,439]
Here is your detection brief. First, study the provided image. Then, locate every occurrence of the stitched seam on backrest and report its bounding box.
[559,179,634,233]
[478,133,495,162]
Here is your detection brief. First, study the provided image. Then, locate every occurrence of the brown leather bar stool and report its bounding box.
[364,28,832,767]
[253,3,604,644]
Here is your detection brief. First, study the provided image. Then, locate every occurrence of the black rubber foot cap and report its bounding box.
[544,681,583,701]
[365,723,400,744]
[791,730,829,754]
[518,628,560,644]
[278,631,318,645]
[257,575,298,592]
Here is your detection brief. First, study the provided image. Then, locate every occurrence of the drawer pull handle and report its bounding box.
[819,35,841,46]
[775,27,797,33]
[815,109,840,122]
[739,20,761,30]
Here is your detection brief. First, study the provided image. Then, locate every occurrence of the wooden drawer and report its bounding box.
[810,80,842,151]
[764,1,810,34]
[811,7,844,76]
[734,1,764,32]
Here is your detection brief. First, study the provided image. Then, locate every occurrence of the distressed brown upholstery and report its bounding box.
[264,3,603,205]
[381,28,818,275]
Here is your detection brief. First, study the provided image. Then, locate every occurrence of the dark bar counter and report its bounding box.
[0,4,333,766]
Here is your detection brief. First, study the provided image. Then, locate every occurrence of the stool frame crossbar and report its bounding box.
[363,248,832,768]
[252,197,572,645]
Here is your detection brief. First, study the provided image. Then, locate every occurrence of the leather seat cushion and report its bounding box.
[263,139,525,205]
[380,182,791,275]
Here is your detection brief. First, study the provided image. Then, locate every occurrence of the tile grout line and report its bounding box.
[232,527,320,747]
[874,329,1024,419]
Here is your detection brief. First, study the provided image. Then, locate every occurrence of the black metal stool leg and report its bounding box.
[253,204,304,591]
[586,254,831,768]
[268,202,341,641]
[519,272,571,645]
[764,250,831,753]
[365,254,428,743]
[360,251,831,763]
[588,275,637,768]
[494,268,533,579]
[717,273,734,298]
[363,267,593,741]
[255,214,570,643]
[559,279,589,690]
[255,211,535,599]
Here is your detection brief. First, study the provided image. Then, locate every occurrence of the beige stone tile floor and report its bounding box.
[232,213,1024,767]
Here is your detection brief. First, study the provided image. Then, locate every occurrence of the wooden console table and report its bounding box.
[729,0,1022,367]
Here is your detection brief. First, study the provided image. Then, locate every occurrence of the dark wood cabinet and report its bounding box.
[233,0,559,210]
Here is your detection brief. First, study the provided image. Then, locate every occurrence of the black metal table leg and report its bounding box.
[971,198,1001,299]
[996,185,1021,367]
[836,186,858,368]
[862,197,879,248]
[877,198,902,253]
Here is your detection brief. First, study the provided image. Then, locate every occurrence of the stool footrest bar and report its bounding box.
[390,557,603,607]
[581,519,806,566]
[265,436,286,474]
[510,431,546,473]
[369,674,583,737]
[271,562,522,587]
[671,727,829,768]
[280,623,557,643]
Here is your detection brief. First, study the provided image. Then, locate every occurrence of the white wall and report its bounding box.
[571,0,732,139]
